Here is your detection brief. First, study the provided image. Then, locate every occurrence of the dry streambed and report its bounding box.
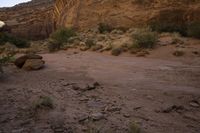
[0,51,200,133]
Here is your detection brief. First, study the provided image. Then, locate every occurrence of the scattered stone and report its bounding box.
[93,82,100,87]
[14,54,42,68]
[111,29,123,35]
[80,46,90,51]
[162,105,184,113]
[183,113,199,122]
[79,96,89,102]
[189,100,199,108]
[173,49,184,57]
[11,128,25,133]
[78,115,89,123]
[22,59,45,71]
[123,113,131,118]
[72,82,101,92]
[133,106,142,111]
[91,44,103,51]
[192,51,199,55]
[136,50,149,57]
[90,112,104,121]
[106,106,121,112]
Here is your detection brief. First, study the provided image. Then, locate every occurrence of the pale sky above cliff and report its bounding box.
[0,0,31,7]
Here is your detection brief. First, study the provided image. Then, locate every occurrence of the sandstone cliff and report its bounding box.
[0,0,55,40]
[0,0,199,40]
[54,0,200,30]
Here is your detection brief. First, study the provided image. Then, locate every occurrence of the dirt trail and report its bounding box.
[0,51,200,133]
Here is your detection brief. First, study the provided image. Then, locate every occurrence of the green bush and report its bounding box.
[47,39,61,52]
[0,33,29,48]
[187,22,200,39]
[149,9,188,36]
[85,38,96,48]
[50,28,76,44]
[0,54,15,64]
[111,47,122,56]
[0,53,15,73]
[98,23,113,33]
[132,28,158,48]
[150,22,187,36]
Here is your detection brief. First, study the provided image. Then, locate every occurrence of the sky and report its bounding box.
[0,0,31,7]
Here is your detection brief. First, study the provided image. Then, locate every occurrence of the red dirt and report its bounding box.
[0,50,200,133]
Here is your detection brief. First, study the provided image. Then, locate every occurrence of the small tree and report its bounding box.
[50,27,76,44]
[132,28,158,49]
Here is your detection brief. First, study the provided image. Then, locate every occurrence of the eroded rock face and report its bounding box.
[0,0,55,40]
[0,0,199,40]
[54,0,200,30]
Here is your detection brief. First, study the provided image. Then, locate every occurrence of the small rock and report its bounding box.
[12,128,25,133]
[133,106,142,111]
[162,105,184,113]
[173,49,184,57]
[91,44,103,51]
[183,113,199,122]
[107,106,121,112]
[189,100,199,108]
[90,113,104,121]
[192,51,199,55]
[78,115,89,123]
[123,113,130,118]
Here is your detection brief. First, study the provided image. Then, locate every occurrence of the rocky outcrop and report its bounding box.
[0,0,55,40]
[54,0,200,30]
[0,0,199,40]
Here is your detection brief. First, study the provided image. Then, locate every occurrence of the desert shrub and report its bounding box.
[187,22,200,39]
[128,122,141,133]
[111,47,122,56]
[0,52,15,73]
[33,96,54,110]
[47,39,61,52]
[85,38,96,48]
[0,33,29,48]
[132,28,158,48]
[98,23,113,33]
[0,54,15,64]
[171,32,184,44]
[149,8,188,36]
[50,27,76,44]
[150,21,187,36]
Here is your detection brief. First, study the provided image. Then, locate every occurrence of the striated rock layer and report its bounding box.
[54,0,200,30]
[0,0,55,40]
[0,0,200,40]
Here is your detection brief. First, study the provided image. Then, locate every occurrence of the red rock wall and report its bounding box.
[0,0,55,40]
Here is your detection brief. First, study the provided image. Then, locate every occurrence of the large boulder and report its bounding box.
[22,59,45,71]
[14,54,43,68]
